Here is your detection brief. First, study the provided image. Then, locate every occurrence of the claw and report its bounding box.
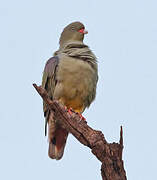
[67,108,86,121]
[68,108,73,115]
[79,113,86,121]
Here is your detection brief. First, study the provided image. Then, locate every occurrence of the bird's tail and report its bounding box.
[47,111,68,160]
[48,127,68,160]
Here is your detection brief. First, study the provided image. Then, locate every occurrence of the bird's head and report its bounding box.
[59,21,88,47]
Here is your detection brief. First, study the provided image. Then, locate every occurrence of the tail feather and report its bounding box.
[48,127,68,160]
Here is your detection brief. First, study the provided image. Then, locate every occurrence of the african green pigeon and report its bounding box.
[42,22,98,160]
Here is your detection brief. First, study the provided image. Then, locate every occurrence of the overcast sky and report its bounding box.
[0,0,157,179]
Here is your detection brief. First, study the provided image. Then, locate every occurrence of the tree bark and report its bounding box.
[33,83,127,180]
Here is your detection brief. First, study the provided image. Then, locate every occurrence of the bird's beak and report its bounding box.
[79,29,88,34]
[83,29,88,34]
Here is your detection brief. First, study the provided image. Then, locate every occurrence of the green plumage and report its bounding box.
[41,21,98,160]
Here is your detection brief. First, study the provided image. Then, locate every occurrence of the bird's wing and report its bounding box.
[42,56,59,136]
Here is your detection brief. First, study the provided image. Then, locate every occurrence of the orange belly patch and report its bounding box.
[59,97,84,113]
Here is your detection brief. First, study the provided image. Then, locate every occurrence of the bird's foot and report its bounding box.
[67,107,74,115]
[67,108,86,121]
[77,113,86,121]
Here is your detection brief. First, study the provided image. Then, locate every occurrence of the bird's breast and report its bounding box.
[53,55,97,112]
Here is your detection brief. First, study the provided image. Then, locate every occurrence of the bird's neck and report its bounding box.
[54,41,86,56]
[54,41,97,65]
[59,40,84,49]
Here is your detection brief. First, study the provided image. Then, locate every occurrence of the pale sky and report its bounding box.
[0,0,157,179]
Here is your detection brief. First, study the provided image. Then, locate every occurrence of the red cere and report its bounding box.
[78,28,85,34]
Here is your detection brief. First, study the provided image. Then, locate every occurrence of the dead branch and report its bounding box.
[33,83,127,180]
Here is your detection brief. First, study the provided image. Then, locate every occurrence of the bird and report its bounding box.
[42,21,98,160]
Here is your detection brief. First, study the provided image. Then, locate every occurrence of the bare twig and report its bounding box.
[33,83,127,180]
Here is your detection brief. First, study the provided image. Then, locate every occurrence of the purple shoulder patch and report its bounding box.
[44,56,59,77]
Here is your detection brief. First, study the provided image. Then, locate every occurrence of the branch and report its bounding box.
[33,83,127,180]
